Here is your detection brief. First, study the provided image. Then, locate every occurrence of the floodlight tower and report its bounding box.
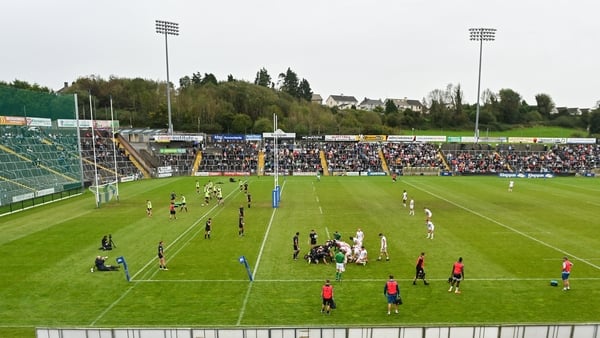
[155,20,179,135]
[469,27,496,142]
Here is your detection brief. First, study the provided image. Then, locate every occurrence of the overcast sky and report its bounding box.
[1,0,598,108]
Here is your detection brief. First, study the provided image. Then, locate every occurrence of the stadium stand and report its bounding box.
[0,125,82,207]
[79,129,142,184]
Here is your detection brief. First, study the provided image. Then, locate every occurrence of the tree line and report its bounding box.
[1,70,599,136]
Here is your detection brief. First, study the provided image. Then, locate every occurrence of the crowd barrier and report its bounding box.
[36,324,600,338]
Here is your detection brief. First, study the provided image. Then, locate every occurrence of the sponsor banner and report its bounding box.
[27,117,52,127]
[94,120,120,129]
[194,172,249,177]
[447,136,461,143]
[345,172,360,176]
[536,137,566,144]
[36,188,55,197]
[223,171,249,176]
[387,135,415,142]
[77,120,93,128]
[440,171,453,176]
[159,148,187,154]
[157,166,173,174]
[360,135,387,142]
[477,137,507,143]
[56,119,94,128]
[301,135,324,141]
[583,173,596,177]
[416,135,447,143]
[292,172,318,176]
[120,176,136,182]
[263,172,290,176]
[152,135,171,143]
[245,134,262,141]
[212,134,244,142]
[366,172,387,176]
[324,135,359,142]
[508,137,536,143]
[13,192,35,202]
[157,173,172,178]
[388,135,446,143]
[0,116,26,126]
[57,119,78,128]
[567,138,596,144]
[523,173,554,179]
[498,172,554,179]
[152,134,204,142]
[263,131,296,138]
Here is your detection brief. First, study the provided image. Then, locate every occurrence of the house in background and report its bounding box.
[552,107,585,116]
[358,97,384,111]
[386,97,424,113]
[311,94,323,105]
[325,95,358,109]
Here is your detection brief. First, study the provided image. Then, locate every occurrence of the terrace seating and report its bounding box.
[0,126,82,204]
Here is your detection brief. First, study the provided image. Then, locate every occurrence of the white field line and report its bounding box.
[131,187,236,281]
[236,179,285,325]
[585,201,600,207]
[132,277,600,283]
[90,186,241,326]
[552,180,600,194]
[491,231,552,234]
[404,181,600,271]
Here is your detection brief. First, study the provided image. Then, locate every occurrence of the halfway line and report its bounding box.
[236,180,286,325]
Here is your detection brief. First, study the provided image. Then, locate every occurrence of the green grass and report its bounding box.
[1,175,599,337]
[413,126,584,137]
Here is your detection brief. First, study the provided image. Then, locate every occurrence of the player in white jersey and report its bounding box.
[351,236,361,261]
[355,246,368,265]
[378,233,389,261]
[402,190,408,207]
[409,199,415,216]
[355,228,364,245]
[426,220,435,239]
[424,207,432,221]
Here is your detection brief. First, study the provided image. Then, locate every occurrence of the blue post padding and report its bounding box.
[272,189,279,208]
[117,256,130,282]
[276,185,281,203]
[239,255,253,281]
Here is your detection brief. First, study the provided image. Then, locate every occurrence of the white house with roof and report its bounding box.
[386,97,424,113]
[325,95,358,109]
[311,94,323,105]
[358,97,384,111]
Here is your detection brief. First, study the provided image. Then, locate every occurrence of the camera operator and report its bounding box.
[100,234,116,251]
[100,235,112,250]
[92,256,119,272]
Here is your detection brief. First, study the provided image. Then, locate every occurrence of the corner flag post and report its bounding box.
[116,256,130,282]
[238,255,253,281]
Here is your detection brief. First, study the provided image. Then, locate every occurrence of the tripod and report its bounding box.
[109,235,117,249]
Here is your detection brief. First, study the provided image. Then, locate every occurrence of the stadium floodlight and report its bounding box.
[155,20,179,135]
[469,27,496,143]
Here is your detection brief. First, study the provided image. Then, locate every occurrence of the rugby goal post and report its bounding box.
[89,181,118,207]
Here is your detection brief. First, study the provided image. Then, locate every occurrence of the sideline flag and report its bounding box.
[116,256,130,282]
[239,255,253,281]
